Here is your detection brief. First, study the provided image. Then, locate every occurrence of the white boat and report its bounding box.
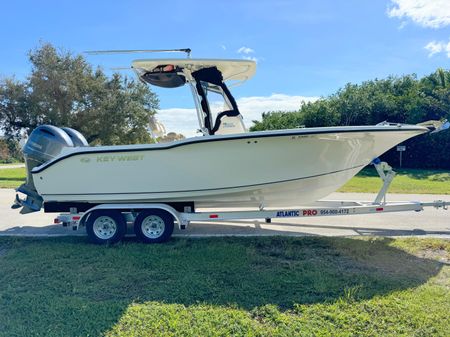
[13,58,438,214]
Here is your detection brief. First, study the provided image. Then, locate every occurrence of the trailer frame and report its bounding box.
[54,160,449,243]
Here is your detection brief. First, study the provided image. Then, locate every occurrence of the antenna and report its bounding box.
[84,48,191,58]
[110,67,132,71]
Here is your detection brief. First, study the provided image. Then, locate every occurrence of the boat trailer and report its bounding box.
[54,159,448,244]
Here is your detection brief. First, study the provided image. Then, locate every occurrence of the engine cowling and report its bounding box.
[13,125,88,213]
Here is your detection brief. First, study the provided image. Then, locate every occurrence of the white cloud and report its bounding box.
[237,94,318,123]
[156,94,319,137]
[155,108,199,137]
[398,21,408,29]
[237,46,255,54]
[221,45,227,50]
[236,47,261,63]
[424,40,450,57]
[387,0,450,28]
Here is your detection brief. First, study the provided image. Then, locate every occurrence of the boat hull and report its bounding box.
[32,126,427,209]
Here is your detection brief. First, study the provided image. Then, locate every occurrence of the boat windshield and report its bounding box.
[192,67,242,135]
[201,82,233,119]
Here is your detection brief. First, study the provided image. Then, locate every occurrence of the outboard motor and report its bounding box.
[12,125,88,214]
[61,127,89,147]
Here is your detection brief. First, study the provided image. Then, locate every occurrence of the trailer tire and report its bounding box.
[85,210,127,245]
[134,209,174,243]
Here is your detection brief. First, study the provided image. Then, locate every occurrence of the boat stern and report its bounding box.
[11,125,88,214]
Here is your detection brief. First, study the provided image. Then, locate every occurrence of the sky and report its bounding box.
[1,0,449,136]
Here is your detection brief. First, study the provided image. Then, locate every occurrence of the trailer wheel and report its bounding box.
[134,209,174,243]
[86,210,127,244]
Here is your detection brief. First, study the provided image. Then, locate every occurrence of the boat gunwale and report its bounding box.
[32,125,427,174]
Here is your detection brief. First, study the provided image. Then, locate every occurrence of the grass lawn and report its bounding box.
[0,167,25,189]
[339,167,450,194]
[0,236,448,336]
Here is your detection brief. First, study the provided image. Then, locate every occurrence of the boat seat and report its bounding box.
[211,110,239,134]
[211,110,247,135]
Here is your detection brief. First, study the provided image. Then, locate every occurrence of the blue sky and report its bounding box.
[1,0,449,135]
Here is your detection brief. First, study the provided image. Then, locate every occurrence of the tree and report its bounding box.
[159,132,185,143]
[302,99,340,127]
[0,138,22,163]
[0,139,9,162]
[251,110,305,131]
[0,43,159,145]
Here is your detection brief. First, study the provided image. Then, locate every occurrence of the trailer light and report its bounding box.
[376,208,384,212]
[209,214,219,218]
[54,218,60,224]
[72,216,81,220]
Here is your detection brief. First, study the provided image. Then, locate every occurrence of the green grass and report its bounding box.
[339,167,450,194]
[0,161,23,166]
[0,236,448,336]
[0,167,25,188]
